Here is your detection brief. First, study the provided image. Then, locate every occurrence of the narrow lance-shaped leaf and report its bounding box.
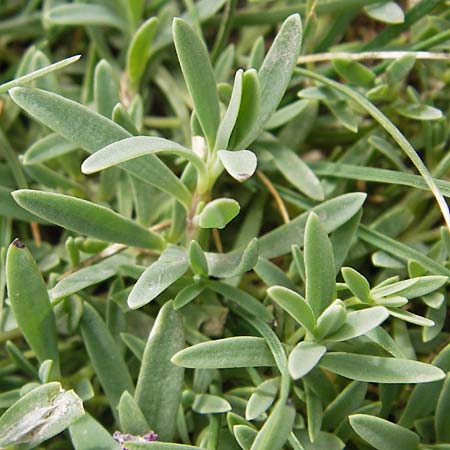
[267,286,315,334]
[13,190,165,250]
[271,145,324,201]
[246,378,279,421]
[215,69,243,151]
[94,59,120,118]
[230,69,260,149]
[239,14,303,148]
[172,337,275,369]
[350,414,419,450]
[0,55,80,94]
[81,136,208,193]
[0,382,84,449]
[127,17,159,89]
[45,3,127,31]
[135,301,184,441]
[128,246,188,309]
[118,391,149,436]
[320,352,445,383]
[326,307,389,342]
[70,414,121,450]
[304,212,336,317]
[288,342,327,380]
[250,399,296,450]
[9,87,192,208]
[259,192,367,259]
[80,303,135,417]
[173,18,220,149]
[6,239,60,378]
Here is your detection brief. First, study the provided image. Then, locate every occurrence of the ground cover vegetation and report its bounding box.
[1,1,450,449]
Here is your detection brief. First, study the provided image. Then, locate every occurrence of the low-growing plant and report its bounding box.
[0,1,450,450]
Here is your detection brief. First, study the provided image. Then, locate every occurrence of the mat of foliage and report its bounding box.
[1,1,450,450]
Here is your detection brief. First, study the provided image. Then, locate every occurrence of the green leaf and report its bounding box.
[0,382,84,449]
[127,17,159,89]
[264,99,309,130]
[173,281,205,309]
[326,100,358,133]
[0,186,43,222]
[0,55,80,94]
[246,378,279,421]
[259,193,366,259]
[386,54,416,85]
[13,190,165,250]
[80,303,134,415]
[239,14,302,148]
[23,133,78,165]
[50,255,128,300]
[333,59,375,87]
[314,300,347,341]
[326,307,389,342]
[70,414,121,450]
[197,198,240,229]
[192,394,231,414]
[342,267,371,303]
[118,391,149,436]
[206,237,259,278]
[320,352,445,383]
[350,414,419,450]
[250,400,295,450]
[254,257,297,290]
[304,212,336,317]
[387,308,434,327]
[6,239,60,378]
[234,425,257,450]
[230,69,260,148]
[295,430,345,450]
[94,59,119,118]
[323,381,368,430]
[135,301,184,441]
[173,18,220,148]
[45,4,127,30]
[271,145,324,201]
[288,342,327,380]
[215,70,243,151]
[396,104,443,121]
[372,276,447,299]
[218,150,257,182]
[9,87,192,208]
[188,240,209,276]
[306,385,323,443]
[364,2,405,24]
[267,286,315,334]
[128,246,188,309]
[172,337,275,369]
[81,136,208,192]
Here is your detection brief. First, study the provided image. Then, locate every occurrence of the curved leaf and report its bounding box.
[13,190,165,250]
